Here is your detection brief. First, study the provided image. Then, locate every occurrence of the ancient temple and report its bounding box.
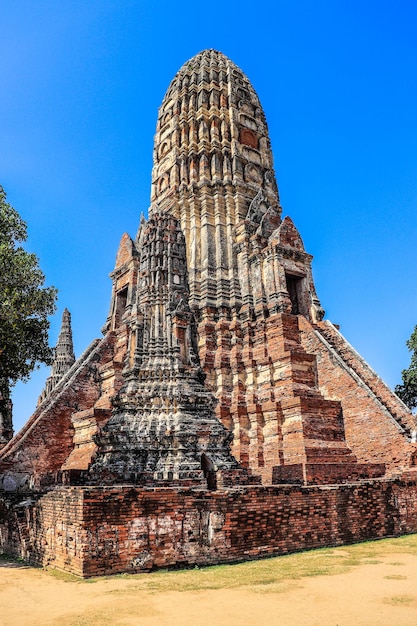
[1,50,417,577]
[1,48,415,488]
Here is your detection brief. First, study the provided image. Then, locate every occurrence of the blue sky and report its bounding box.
[2,0,417,433]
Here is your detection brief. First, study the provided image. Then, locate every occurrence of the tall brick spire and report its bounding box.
[38,308,75,403]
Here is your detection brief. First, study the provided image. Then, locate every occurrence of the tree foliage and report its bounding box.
[395,326,417,410]
[0,186,57,419]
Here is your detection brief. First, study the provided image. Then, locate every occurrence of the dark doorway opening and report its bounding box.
[114,286,128,328]
[201,453,217,490]
[285,274,302,315]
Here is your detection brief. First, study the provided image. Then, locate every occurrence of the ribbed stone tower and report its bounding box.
[55,50,374,487]
[38,308,75,403]
[151,48,283,312]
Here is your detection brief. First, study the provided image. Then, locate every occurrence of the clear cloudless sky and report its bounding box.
[1,0,417,433]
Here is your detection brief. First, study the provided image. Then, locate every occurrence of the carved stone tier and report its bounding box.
[89,212,243,486]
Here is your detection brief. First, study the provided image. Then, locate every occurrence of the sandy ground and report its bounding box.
[0,554,416,626]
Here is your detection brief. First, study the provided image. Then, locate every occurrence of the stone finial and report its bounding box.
[38,308,75,403]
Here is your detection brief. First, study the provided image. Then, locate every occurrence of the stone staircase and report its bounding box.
[313,320,415,440]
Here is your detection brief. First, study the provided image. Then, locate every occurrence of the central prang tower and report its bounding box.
[93,49,378,486]
[146,50,339,481]
[151,49,283,312]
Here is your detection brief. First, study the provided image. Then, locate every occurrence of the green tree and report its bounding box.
[0,186,57,443]
[395,326,417,410]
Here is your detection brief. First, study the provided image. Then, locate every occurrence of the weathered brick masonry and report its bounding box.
[1,479,417,578]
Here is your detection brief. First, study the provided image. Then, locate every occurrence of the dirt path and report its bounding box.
[0,552,416,625]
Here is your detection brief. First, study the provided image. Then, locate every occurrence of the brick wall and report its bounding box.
[1,479,417,577]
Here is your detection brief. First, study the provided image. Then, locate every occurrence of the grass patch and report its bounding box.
[0,553,28,564]
[39,534,417,594]
[45,567,82,583]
